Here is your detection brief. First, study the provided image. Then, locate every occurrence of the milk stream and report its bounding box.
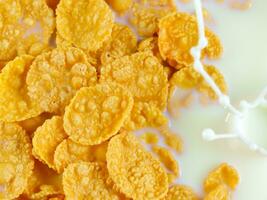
[191,0,267,155]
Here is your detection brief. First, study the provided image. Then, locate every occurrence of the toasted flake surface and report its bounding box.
[164,185,199,200]
[26,47,97,113]
[63,162,121,200]
[158,12,223,68]
[107,132,168,200]
[32,116,67,169]
[0,122,34,199]
[56,0,114,51]
[64,82,134,145]
[204,184,230,200]
[0,55,43,122]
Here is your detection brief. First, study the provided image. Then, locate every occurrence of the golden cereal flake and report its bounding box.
[164,185,199,200]
[63,162,121,200]
[158,12,223,68]
[204,185,230,200]
[124,102,168,131]
[107,132,168,200]
[140,132,159,144]
[30,185,63,200]
[0,122,34,199]
[26,47,97,114]
[129,3,175,37]
[169,65,227,100]
[18,113,52,136]
[100,52,168,110]
[105,0,133,13]
[0,0,55,61]
[204,163,239,193]
[0,55,43,122]
[56,0,114,51]
[152,145,179,178]
[158,125,183,153]
[46,0,60,10]
[32,116,68,169]
[101,23,137,65]
[64,83,134,145]
[54,139,108,173]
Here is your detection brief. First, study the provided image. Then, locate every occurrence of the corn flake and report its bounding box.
[0,55,43,122]
[64,82,134,145]
[107,132,168,200]
[101,23,137,66]
[140,132,159,144]
[32,116,68,169]
[0,122,34,199]
[164,185,199,200]
[158,12,223,68]
[169,65,227,100]
[26,47,97,114]
[105,0,133,13]
[204,163,239,193]
[63,162,121,200]
[56,0,114,51]
[204,184,230,200]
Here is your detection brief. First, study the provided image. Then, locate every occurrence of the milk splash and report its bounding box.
[191,0,267,155]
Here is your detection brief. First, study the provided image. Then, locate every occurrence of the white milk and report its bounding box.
[171,1,267,199]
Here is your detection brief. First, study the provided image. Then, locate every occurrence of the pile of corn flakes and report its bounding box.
[0,0,240,199]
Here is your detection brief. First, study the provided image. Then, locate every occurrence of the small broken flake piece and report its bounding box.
[63,162,122,200]
[64,82,133,145]
[0,122,34,199]
[26,47,97,114]
[169,65,227,100]
[158,12,223,68]
[56,0,114,51]
[204,163,239,193]
[32,116,67,170]
[163,185,199,200]
[105,0,133,13]
[140,132,159,144]
[0,55,43,122]
[107,132,168,200]
[101,23,137,66]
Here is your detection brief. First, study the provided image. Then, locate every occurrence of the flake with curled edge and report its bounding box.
[54,138,108,173]
[29,185,64,200]
[152,145,179,179]
[32,116,68,170]
[100,52,168,110]
[26,47,97,114]
[124,102,168,131]
[101,23,137,66]
[0,55,43,122]
[158,12,223,68]
[63,162,122,200]
[204,163,239,193]
[56,0,114,51]
[0,0,55,61]
[169,65,227,100]
[204,184,230,200]
[64,82,134,145]
[107,132,168,200]
[163,185,199,200]
[0,122,34,199]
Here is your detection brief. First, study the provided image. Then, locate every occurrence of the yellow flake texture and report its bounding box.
[164,185,199,200]
[0,122,34,199]
[204,184,230,200]
[106,0,133,13]
[101,23,137,66]
[63,162,121,200]
[0,0,55,61]
[158,12,223,68]
[64,82,134,145]
[169,65,227,100]
[107,132,168,200]
[26,47,97,113]
[140,132,159,144]
[204,163,239,193]
[54,139,108,173]
[152,145,179,178]
[32,116,68,169]
[0,55,43,122]
[56,0,114,51]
